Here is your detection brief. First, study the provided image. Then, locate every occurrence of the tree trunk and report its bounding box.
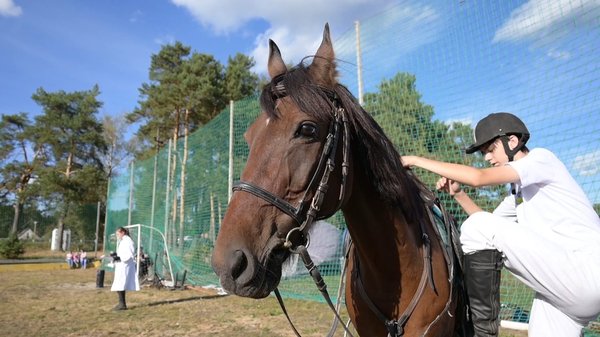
[217,198,222,242]
[11,202,22,235]
[11,171,31,235]
[209,193,215,244]
[57,216,65,251]
[57,151,74,251]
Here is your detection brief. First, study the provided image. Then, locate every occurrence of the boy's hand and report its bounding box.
[436,177,462,196]
[401,155,416,168]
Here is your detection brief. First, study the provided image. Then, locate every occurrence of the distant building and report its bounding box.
[17,228,41,241]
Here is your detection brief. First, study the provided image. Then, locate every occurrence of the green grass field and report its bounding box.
[0,265,533,337]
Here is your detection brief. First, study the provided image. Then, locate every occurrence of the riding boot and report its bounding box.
[464,249,503,337]
[113,291,127,310]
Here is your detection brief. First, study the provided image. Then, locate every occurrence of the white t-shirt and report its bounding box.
[506,148,600,249]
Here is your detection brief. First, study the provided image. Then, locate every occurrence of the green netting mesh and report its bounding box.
[105,0,600,331]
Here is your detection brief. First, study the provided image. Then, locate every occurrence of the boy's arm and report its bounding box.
[453,190,482,216]
[402,155,520,187]
[436,177,482,215]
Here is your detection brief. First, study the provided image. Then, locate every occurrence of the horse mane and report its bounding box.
[260,62,427,223]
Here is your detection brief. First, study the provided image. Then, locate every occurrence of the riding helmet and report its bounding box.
[465,112,530,154]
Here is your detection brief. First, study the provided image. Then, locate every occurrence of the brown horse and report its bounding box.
[212,24,468,336]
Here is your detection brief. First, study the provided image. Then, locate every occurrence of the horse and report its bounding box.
[211,24,469,337]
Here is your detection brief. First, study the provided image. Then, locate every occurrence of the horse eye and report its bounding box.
[296,123,318,138]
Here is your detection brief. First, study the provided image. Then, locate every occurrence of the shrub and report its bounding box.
[0,234,26,259]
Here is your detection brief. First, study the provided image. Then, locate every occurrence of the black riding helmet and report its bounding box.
[465,112,530,161]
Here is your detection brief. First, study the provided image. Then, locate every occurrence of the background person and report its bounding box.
[65,251,73,269]
[402,112,600,337]
[72,251,80,268]
[80,250,87,269]
[110,227,139,310]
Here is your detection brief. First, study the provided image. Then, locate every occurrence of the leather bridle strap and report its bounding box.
[232,181,304,225]
[354,225,433,337]
[232,106,340,228]
[275,245,356,337]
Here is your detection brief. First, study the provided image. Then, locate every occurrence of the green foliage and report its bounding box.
[0,113,46,233]
[23,86,108,250]
[225,53,259,101]
[30,86,108,204]
[363,72,505,221]
[129,42,259,159]
[101,115,133,179]
[0,233,25,259]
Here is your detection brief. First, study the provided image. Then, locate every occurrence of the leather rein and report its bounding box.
[231,79,437,337]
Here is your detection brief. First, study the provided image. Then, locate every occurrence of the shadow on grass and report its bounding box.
[134,293,230,308]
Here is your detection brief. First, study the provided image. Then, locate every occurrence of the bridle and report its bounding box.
[232,75,350,250]
[231,75,355,337]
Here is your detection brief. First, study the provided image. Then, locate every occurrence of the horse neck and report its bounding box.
[341,168,423,283]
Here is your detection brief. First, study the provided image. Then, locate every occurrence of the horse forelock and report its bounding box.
[260,63,335,123]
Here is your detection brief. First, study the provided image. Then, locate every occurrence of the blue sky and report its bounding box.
[0,0,400,120]
[2,0,599,202]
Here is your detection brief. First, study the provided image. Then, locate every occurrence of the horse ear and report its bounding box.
[309,23,337,88]
[268,39,287,79]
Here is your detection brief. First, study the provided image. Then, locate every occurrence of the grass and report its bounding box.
[0,266,531,337]
[0,245,532,336]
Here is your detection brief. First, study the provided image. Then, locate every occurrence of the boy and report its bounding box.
[402,112,600,337]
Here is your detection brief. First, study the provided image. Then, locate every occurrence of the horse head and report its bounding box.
[211,24,352,298]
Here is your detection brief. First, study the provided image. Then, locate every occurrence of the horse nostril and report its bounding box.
[230,249,248,280]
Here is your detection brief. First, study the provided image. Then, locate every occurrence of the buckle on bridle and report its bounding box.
[385,320,404,337]
[284,227,310,252]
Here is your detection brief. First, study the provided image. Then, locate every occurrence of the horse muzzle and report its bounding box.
[211,238,288,298]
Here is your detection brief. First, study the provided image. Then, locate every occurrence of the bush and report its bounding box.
[0,234,26,259]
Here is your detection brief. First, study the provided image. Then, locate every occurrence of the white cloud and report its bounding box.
[169,0,401,73]
[0,0,22,17]
[444,117,473,129]
[493,0,600,43]
[154,34,176,46]
[572,150,600,176]
[547,48,571,61]
[129,10,143,23]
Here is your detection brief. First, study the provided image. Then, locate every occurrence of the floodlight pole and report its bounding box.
[355,21,364,106]
[228,100,234,202]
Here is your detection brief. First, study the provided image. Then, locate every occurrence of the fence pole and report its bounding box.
[228,100,234,202]
[102,175,111,257]
[127,161,134,226]
[355,20,364,106]
[164,139,172,245]
[94,201,100,258]
[149,137,158,252]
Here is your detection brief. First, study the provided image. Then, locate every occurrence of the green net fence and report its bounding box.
[105,0,600,332]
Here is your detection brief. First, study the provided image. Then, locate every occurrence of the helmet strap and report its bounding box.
[499,135,523,162]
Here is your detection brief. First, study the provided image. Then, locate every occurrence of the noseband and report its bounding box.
[232,78,350,249]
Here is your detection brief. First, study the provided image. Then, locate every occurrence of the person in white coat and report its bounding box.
[110,226,139,310]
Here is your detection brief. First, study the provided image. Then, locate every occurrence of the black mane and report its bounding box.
[260,63,426,222]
